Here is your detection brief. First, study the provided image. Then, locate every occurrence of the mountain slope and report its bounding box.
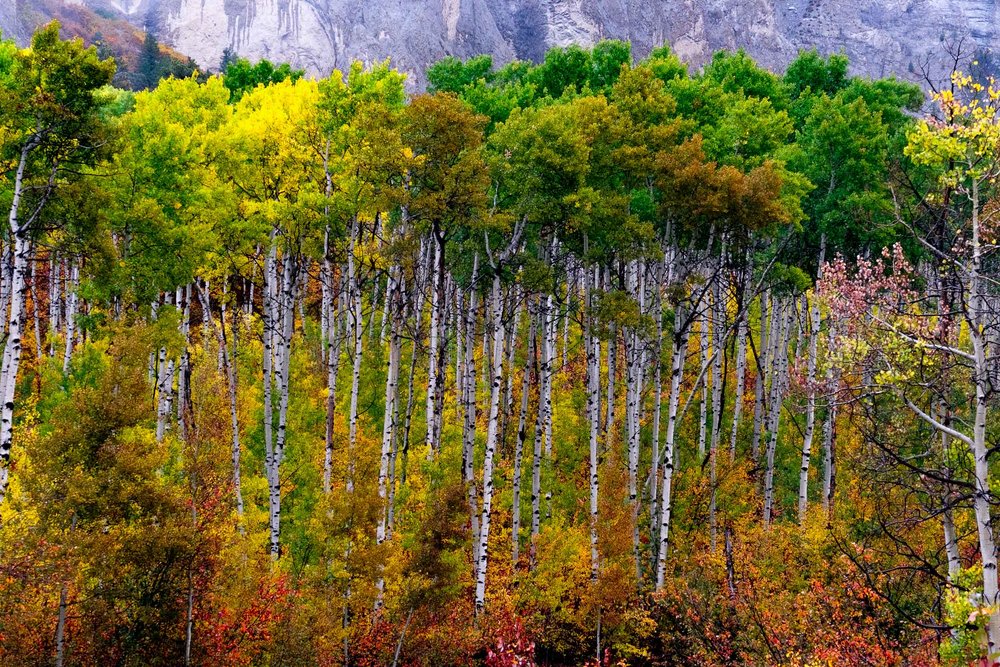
[8,0,998,85]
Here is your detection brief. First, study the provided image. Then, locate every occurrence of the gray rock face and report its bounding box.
[12,0,1000,85]
[2,0,30,43]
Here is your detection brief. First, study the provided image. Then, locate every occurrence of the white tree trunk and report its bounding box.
[474,276,506,613]
[698,306,709,458]
[752,292,771,463]
[425,232,444,460]
[798,294,821,524]
[376,266,403,601]
[655,304,691,590]
[155,291,175,442]
[587,263,601,581]
[763,299,791,527]
[262,234,280,557]
[512,303,538,565]
[709,276,724,551]
[821,354,838,517]
[729,297,748,459]
[346,217,363,494]
[61,262,79,374]
[47,254,59,357]
[324,269,343,494]
[967,189,1000,648]
[798,238,826,524]
[0,231,31,502]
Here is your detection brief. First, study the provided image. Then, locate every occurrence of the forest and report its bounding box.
[0,20,998,666]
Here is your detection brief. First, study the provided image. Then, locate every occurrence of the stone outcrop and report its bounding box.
[8,0,1000,86]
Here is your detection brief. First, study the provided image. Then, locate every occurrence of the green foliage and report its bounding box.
[784,49,849,101]
[702,49,790,109]
[641,45,688,83]
[0,26,961,667]
[940,567,993,665]
[426,54,494,93]
[222,56,304,102]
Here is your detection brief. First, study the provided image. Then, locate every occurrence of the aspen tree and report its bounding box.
[0,24,114,500]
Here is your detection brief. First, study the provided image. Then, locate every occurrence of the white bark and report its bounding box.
[709,276,724,551]
[376,265,403,601]
[655,304,691,590]
[648,259,665,564]
[324,269,343,494]
[729,293,748,459]
[0,223,32,501]
[798,295,821,524]
[822,352,839,517]
[698,306,709,458]
[61,262,79,374]
[967,184,1000,648]
[798,238,826,524]
[752,292,771,462]
[474,219,524,612]
[463,258,480,560]
[763,299,791,527]
[586,260,601,581]
[47,254,59,357]
[474,276,505,612]
[346,217,363,493]
[262,233,280,557]
[155,291,175,442]
[512,302,538,565]
[425,232,444,460]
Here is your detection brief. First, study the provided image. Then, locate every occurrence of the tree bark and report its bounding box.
[474,275,506,613]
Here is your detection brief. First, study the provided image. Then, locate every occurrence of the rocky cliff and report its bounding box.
[7,0,1000,86]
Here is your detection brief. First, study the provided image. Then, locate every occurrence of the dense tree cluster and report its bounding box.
[2,20,1000,666]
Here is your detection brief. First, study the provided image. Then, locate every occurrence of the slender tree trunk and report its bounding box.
[605,322,617,438]
[798,237,825,524]
[501,294,522,446]
[541,291,555,476]
[730,288,748,459]
[586,260,601,581]
[0,243,11,340]
[966,188,1000,648]
[942,503,962,583]
[763,299,791,527]
[263,233,280,558]
[475,276,506,613]
[626,260,646,576]
[0,203,32,501]
[529,303,545,565]
[463,258,480,559]
[376,265,403,601]
[656,304,691,590]
[346,217,363,493]
[648,259,665,568]
[61,262,79,374]
[324,270,343,494]
[512,302,538,565]
[709,275,724,551]
[47,254,58,357]
[698,306,709,458]
[30,280,41,365]
[425,230,444,460]
[752,292,771,463]
[176,285,191,441]
[821,349,839,519]
[275,253,297,482]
